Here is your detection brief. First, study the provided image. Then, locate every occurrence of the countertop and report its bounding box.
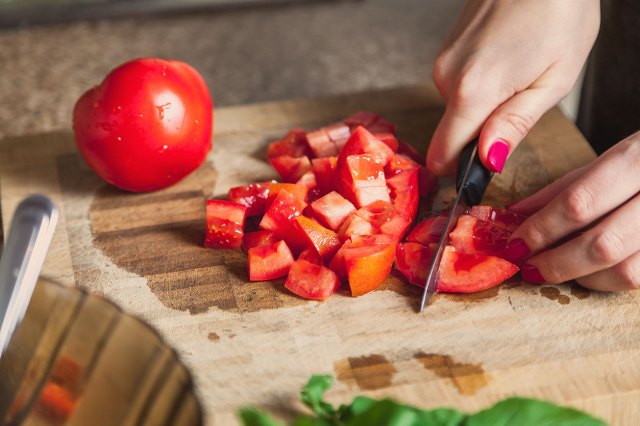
[0,0,463,141]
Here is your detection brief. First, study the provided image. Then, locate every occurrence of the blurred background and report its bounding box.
[0,0,583,141]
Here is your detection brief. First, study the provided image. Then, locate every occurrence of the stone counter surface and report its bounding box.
[0,0,463,140]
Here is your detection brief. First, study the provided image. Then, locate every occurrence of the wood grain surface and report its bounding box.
[1,85,639,425]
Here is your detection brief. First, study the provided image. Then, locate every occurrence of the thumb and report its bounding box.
[478,84,565,173]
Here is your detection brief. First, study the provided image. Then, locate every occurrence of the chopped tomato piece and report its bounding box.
[298,247,323,265]
[406,215,448,245]
[386,168,419,222]
[354,200,408,240]
[310,191,356,231]
[204,200,247,250]
[338,126,395,167]
[266,183,309,206]
[266,129,308,159]
[385,153,419,177]
[437,246,519,293]
[449,215,511,259]
[259,190,307,252]
[285,259,340,300]
[337,213,375,241]
[228,181,274,217]
[311,156,338,194]
[268,155,312,183]
[343,235,397,296]
[337,154,390,208]
[247,240,294,281]
[296,171,317,189]
[305,123,351,158]
[293,216,342,261]
[374,132,399,152]
[467,206,528,231]
[395,242,436,286]
[242,230,279,252]
[343,111,396,134]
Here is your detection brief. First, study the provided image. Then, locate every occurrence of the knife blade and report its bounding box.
[418,139,493,312]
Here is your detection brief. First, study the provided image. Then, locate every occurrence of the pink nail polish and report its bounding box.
[505,238,530,262]
[521,263,545,284]
[487,140,509,173]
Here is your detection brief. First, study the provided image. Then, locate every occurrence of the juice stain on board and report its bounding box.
[414,352,489,395]
[334,354,397,390]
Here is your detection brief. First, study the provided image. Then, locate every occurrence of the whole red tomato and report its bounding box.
[73,58,213,192]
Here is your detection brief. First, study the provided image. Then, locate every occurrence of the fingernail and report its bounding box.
[487,140,510,173]
[521,263,545,284]
[505,238,530,262]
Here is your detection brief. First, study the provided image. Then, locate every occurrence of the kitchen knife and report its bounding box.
[418,139,493,312]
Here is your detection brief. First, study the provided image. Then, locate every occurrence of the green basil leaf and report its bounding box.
[342,399,466,426]
[465,397,607,426]
[238,407,286,426]
[300,375,337,419]
[292,415,335,426]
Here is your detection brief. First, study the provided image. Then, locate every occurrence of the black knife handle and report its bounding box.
[456,139,493,206]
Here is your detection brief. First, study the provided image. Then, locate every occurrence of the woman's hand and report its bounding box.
[506,132,640,291]
[428,0,600,175]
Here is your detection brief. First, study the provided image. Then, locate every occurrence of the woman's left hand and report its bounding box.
[507,131,640,291]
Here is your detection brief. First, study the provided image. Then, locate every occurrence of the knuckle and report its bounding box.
[589,231,626,265]
[562,186,596,224]
[432,54,450,86]
[538,259,564,284]
[451,65,485,108]
[616,261,640,291]
[521,220,554,250]
[501,111,536,139]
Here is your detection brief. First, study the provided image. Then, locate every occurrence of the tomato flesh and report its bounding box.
[204,200,247,250]
[269,155,312,183]
[337,214,375,241]
[311,156,338,194]
[374,132,399,152]
[266,183,309,206]
[242,230,279,252]
[305,123,351,158]
[247,240,294,281]
[395,242,436,286]
[437,246,519,293]
[266,129,308,159]
[449,214,512,259]
[310,191,356,231]
[386,168,420,222]
[343,111,396,134]
[337,154,390,208]
[259,190,307,252]
[285,259,340,300]
[406,215,449,245]
[343,235,397,296]
[467,206,528,231]
[338,126,395,167]
[228,181,274,217]
[293,216,342,261]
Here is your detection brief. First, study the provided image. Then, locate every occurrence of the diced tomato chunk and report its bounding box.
[406,215,449,245]
[247,240,294,281]
[266,129,308,159]
[311,157,338,194]
[266,183,309,206]
[311,191,356,231]
[204,200,247,250]
[343,236,397,296]
[306,123,351,158]
[395,242,436,286]
[374,132,399,152]
[36,383,76,421]
[343,111,396,134]
[354,200,407,240]
[337,213,375,241]
[449,215,512,259]
[437,246,519,293]
[298,247,323,265]
[467,206,528,231]
[337,154,390,208]
[338,126,395,167]
[242,230,279,252]
[386,168,419,222]
[296,171,317,189]
[285,259,340,301]
[269,155,312,183]
[293,216,341,261]
[385,153,419,177]
[259,190,307,252]
[228,181,274,217]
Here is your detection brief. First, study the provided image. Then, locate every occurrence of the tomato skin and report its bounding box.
[204,200,247,250]
[73,58,213,192]
[247,240,294,281]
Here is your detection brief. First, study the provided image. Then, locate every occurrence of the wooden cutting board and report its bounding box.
[1,85,639,425]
